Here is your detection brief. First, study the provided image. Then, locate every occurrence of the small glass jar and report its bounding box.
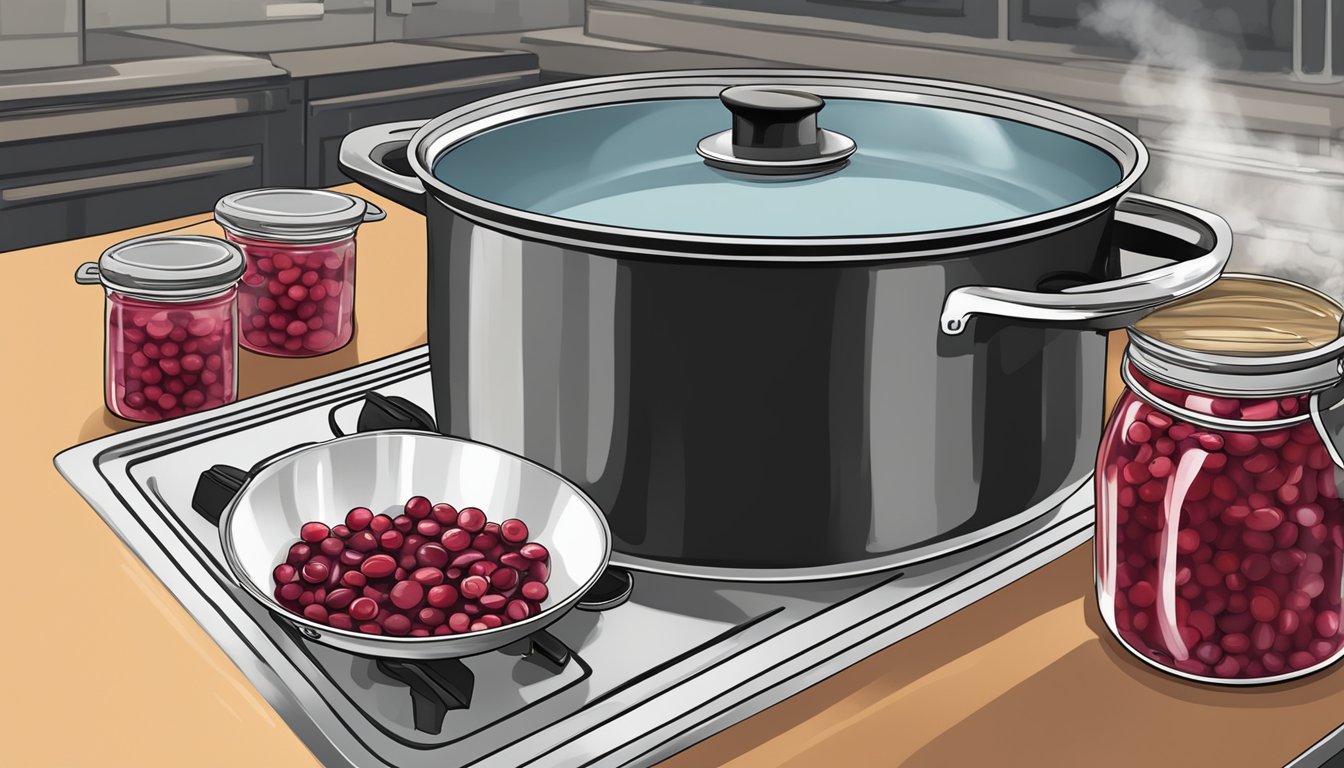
[1097,274,1344,684]
[214,189,385,357]
[76,235,245,422]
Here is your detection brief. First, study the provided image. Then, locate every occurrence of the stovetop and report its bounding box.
[56,346,1095,767]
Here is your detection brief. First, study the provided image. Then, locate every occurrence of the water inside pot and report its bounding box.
[431,98,1124,238]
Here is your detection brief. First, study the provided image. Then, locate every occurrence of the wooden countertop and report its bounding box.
[3,188,1341,766]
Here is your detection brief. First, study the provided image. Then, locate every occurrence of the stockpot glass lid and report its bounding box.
[424,71,1139,242]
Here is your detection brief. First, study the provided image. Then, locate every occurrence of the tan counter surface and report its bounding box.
[3,187,1342,766]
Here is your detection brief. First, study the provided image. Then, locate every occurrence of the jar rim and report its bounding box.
[108,284,237,303]
[219,221,359,244]
[1120,360,1313,431]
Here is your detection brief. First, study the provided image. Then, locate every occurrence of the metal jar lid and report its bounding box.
[214,188,386,243]
[75,234,245,301]
[1126,273,1344,398]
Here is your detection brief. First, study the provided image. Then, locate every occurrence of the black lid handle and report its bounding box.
[720,86,826,162]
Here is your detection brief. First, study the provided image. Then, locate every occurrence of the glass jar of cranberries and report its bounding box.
[1098,274,1344,684]
[214,189,385,357]
[76,235,245,422]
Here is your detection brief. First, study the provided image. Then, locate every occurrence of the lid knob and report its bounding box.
[697,86,856,178]
[721,87,825,161]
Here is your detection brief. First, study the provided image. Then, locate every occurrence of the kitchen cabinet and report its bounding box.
[267,42,539,186]
[0,57,302,252]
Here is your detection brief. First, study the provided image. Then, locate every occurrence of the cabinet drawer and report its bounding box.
[0,149,263,252]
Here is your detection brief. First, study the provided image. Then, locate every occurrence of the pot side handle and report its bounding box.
[338,121,428,215]
[939,194,1232,335]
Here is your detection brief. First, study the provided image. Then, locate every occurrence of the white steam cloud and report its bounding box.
[1082,0,1344,301]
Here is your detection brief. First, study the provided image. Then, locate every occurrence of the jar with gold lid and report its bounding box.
[1097,273,1344,683]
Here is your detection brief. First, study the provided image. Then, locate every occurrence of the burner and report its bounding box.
[56,346,1096,768]
[377,656,476,733]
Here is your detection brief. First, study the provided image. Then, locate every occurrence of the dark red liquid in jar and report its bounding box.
[1096,364,1344,682]
[105,289,237,422]
[224,230,355,357]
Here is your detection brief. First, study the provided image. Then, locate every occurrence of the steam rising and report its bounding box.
[1082,0,1344,301]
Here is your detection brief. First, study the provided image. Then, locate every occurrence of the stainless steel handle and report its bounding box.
[74,263,101,285]
[939,194,1232,335]
[338,120,427,214]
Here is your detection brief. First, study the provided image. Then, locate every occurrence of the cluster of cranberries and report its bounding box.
[108,292,236,422]
[272,496,550,637]
[1099,365,1344,680]
[231,233,354,356]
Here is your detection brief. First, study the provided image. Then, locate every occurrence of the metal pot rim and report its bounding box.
[405,68,1149,262]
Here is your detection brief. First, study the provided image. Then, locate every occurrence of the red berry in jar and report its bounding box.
[1099,281,1344,684]
[215,195,363,359]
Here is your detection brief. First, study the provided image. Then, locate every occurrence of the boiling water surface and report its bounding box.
[433,98,1124,238]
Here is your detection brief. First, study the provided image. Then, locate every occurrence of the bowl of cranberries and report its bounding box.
[218,431,611,659]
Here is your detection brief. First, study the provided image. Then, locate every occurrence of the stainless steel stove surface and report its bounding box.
[56,347,1096,768]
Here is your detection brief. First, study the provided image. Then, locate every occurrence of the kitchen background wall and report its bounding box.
[3,0,1344,293]
[0,0,585,67]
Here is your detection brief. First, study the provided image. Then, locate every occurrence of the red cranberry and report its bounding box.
[506,600,531,622]
[379,530,404,551]
[491,567,519,591]
[346,507,373,530]
[405,496,432,519]
[451,551,485,569]
[460,575,489,600]
[325,588,356,610]
[500,518,529,544]
[520,543,549,561]
[528,561,550,582]
[431,504,458,525]
[360,554,397,579]
[319,536,345,558]
[348,531,378,552]
[393,515,414,533]
[418,607,446,627]
[349,597,379,621]
[427,584,459,609]
[369,514,393,533]
[416,543,450,569]
[441,528,472,552]
[521,581,549,602]
[411,567,445,587]
[390,581,425,610]
[383,614,412,636]
[300,522,330,543]
[468,561,498,577]
[457,507,487,533]
[301,560,329,584]
[448,613,471,633]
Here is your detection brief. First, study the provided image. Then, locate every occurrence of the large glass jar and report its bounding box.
[76,235,244,422]
[214,189,384,357]
[1098,274,1344,684]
